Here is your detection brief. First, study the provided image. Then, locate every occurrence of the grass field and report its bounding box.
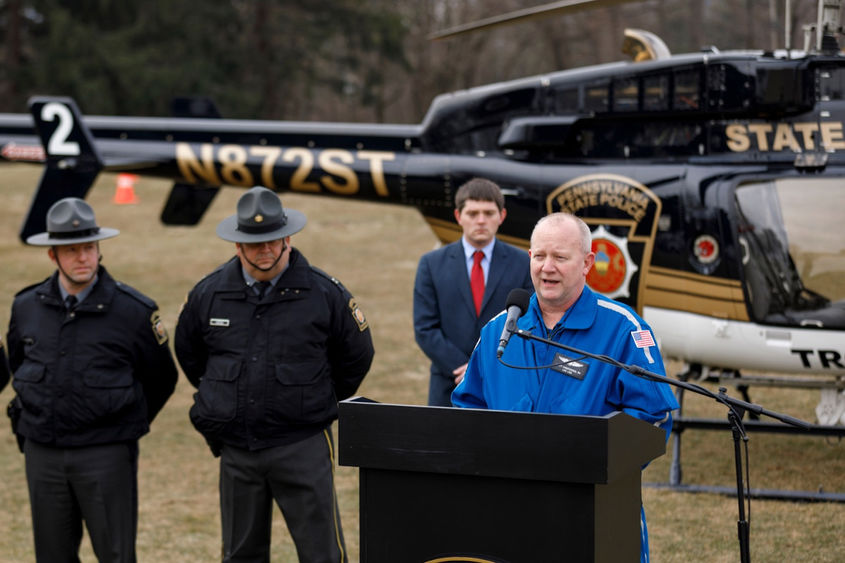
[0,164,842,561]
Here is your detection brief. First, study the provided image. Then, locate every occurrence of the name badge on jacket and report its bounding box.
[551,352,588,380]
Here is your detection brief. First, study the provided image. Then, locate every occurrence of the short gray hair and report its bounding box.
[532,213,592,254]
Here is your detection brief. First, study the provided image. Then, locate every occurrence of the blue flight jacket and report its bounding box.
[453,286,679,563]
[453,287,678,436]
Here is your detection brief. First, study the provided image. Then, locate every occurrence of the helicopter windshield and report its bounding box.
[736,178,845,329]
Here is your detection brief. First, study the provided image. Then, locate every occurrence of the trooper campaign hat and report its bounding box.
[216,186,307,243]
[26,197,120,246]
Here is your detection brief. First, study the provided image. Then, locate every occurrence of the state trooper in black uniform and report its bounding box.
[176,187,374,563]
[6,197,178,563]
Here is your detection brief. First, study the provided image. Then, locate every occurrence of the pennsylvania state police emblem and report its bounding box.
[151,311,169,344]
[348,298,369,331]
[546,173,661,313]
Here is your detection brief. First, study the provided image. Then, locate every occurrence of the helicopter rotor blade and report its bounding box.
[428,0,635,40]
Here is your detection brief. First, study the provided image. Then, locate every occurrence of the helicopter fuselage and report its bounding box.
[1,49,844,379]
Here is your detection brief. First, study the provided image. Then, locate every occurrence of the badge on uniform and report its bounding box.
[551,352,589,380]
[348,298,368,331]
[210,318,230,327]
[150,311,169,345]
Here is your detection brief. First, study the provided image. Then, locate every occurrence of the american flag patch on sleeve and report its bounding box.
[631,329,655,348]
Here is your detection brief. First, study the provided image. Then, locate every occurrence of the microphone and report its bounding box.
[497,288,531,358]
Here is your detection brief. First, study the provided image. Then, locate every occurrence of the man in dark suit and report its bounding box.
[414,178,533,406]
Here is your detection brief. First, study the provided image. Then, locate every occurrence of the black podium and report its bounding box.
[338,398,666,563]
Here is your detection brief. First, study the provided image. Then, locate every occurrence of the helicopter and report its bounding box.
[0,0,843,431]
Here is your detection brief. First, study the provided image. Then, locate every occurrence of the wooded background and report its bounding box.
[0,0,827,121]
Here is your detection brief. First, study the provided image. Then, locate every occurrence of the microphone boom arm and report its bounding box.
[511,328,810,429]
[510,327,811,563]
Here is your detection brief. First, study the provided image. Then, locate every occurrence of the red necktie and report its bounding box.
[471,250,484,316]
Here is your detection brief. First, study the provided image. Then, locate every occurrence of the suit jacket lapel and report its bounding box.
[447,242,476,316]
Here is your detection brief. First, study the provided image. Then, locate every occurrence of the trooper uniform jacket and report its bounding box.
[7,266,178,447]
[175,249,374,452]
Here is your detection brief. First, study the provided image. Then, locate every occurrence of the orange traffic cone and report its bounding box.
[113,173,139,205]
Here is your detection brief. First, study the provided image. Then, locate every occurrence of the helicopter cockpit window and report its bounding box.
[673,68,701,110]
[554,88,579,113]
[571,120,702,158]
[612,77,638,112]
[642,75,670,111]
[585,81,609,113]
[735,179,845,329]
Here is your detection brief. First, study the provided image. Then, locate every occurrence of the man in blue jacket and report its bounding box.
[453,212,679,563]
[414,178,533,406]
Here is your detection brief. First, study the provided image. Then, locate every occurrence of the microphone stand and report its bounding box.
[510,328,811,563]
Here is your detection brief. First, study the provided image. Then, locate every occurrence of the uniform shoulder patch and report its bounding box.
[150,310,169,345]
[631,329,655,348]
[348,297,369,332]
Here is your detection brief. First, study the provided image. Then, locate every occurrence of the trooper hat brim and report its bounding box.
[26,227,120,246]
[216,208,307,243]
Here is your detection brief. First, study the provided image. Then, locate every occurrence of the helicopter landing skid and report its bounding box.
[645,371,845,503]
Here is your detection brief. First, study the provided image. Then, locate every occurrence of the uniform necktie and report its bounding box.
[65,295,78,311]
[254,281,270,299]
[471,250,484,316]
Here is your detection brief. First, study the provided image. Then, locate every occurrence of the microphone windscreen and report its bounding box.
[506,288,531,311]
